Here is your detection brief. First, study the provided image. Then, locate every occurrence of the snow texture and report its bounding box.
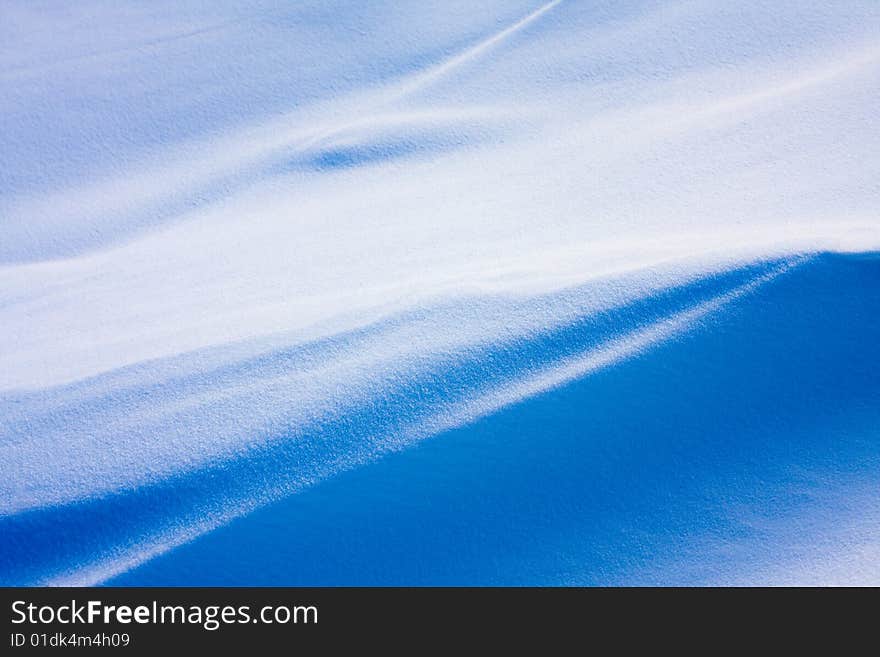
[1,1,879,585]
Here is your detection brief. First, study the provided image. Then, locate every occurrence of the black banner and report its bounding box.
[1,587,871,650]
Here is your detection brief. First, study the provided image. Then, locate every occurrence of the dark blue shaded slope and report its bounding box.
[110,252,880,585]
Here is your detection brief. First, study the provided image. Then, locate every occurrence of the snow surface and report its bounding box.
[1,1,879,585]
